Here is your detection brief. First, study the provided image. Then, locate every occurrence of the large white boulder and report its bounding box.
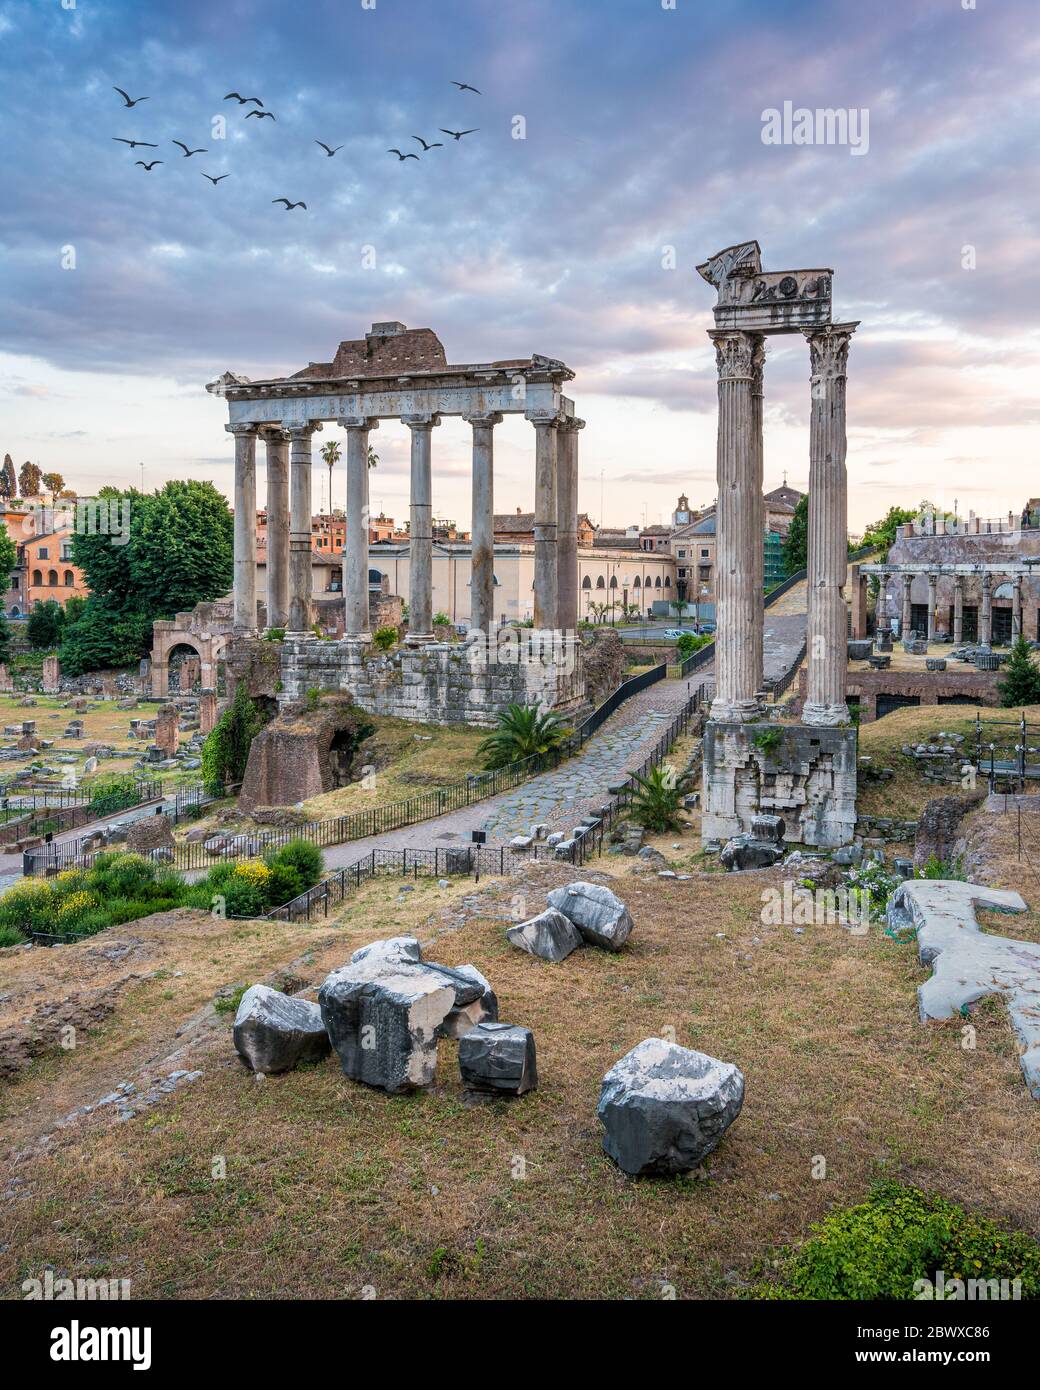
[506,908,584,962]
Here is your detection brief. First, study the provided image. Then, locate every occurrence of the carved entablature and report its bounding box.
[698,242,834,334]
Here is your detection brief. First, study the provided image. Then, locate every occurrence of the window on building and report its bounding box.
[11,576,18,590]
[609,576,618,589]
[678,567,687,578]
[596,575,605,588]
[64,570,74,587]
[633,576,641,588]
[677,549,686,558]
[664,577,671,588]
[32,569,42,586]
[654,576,661,587]
[700,548,709,558]
[582,575,592,589]
[37,547,48,559]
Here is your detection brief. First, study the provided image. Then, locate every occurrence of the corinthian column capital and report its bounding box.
[558,415,586,433]
[802,321,859,382]
[709,330,757,380]
[287,421,323,441]
[401,413,442,430]
[463,411,503,429]
[225,422,259,438]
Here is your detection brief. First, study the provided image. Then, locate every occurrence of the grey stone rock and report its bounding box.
[834,845,863,866]
[597,1038,745,1176]
[506,907,583,962]
[547,881,632,951]
[433,961,499,1038]
[459,1022,537,1096]
[318,956,455,1093]
[350,935,422,967]
[720,834,784,871]
[509,834,534,851]
[233,984,331,1074]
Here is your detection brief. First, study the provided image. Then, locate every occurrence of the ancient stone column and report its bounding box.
[341,417,378,641]
[556,417,584,632]
[801,322,857,726]
[464,412,501,635]
[287,424,321,636]
[980,572,993,646]
[927,573,937,641]
[850,565,868,639]
[902,574,913,637]
[262,427,290,630]
[953,576,964,645]
[529,412,560,630]
[228,424,258,634]
[708,332,764,722]
[1013,575,1023,639]
[403,414,441,642]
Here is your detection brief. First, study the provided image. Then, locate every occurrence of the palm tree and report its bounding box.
[628,762,694,833]
[478,703,571,770]
[367,446,379,469]
[319,439,341,513]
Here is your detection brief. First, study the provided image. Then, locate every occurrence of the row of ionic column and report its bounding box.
[708,321,857,727]
[229,412,583,639]
[900,571,1023,646]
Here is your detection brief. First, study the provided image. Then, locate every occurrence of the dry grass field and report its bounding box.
[2,819,1038,1301]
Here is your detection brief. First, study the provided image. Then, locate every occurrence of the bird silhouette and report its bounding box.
[114,87,149,107]
[272,198,306,210]
[451,81,481,94]
[412,136,443,151]
[224,92,263,106]
[440,128,479,141]
[315,141,343,156]
[201,172,230,184]
[246,109,276,121]
[135,160,162,170]
[173,140,207,157]
[113,138,158,148]
[388,148,419,161]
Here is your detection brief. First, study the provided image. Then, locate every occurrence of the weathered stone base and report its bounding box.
[701,720,857,849]
[278,635,587,728]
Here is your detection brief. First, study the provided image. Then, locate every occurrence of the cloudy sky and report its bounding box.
[1,0,1037,532]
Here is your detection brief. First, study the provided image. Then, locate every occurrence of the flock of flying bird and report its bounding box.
[110,80,481,211]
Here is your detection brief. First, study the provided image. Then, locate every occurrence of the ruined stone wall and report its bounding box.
[702,721,857,848]
[278,636,587,728]
[799,667,1000,721]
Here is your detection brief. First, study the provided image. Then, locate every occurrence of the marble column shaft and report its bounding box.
[465,413,500,635]
[556,418,583,632]
[287,424,321,635]
[953,577,964,645]
[229,425,258,634]
[708,331,764,722]
[1013,576,1023,638]
[802,322,857,726]
[404,414,440,642]
[530,415,560,630]
[341,418,377,640]
[263,428,290,630]
[927,573,937,640]
[902,574,913,637]
[980,573,993,646]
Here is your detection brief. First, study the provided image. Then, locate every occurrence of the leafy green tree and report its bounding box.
[41,471,65,495]
[0,524,16,587]
[18,461,42,496]
[26,598,66,649]
[997,636,1040,708]
[478,703,570,770]
[783,494,808,573]
[0,611,11,665]
[201,683,269,790]
[0,455,14,499]
[61,481,233,675]
[628,762,694,833]
[860,505,917,560]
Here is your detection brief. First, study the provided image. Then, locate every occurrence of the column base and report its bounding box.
[284,630,317,643]
[406,633,436,645]
[343,632,372,645]
[709,696,765,724]
[802,700,851,727]
[232,625,258,638]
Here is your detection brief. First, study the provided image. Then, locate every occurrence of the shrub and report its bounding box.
[628,762,694,833]
[201,683,269,791]
[478,704,570,770]
[676,632,712,661]
[755,1182,1040,1300]
[266,838,323,890]
[0,923,26,947]
[220,874,269,918]
[88,851,160,900]
[372,625,399,651]
[433,612,451,627]
[997,635,1040,707]
[88,772,142,818]
[266,861,305,906]
[0,879,58,932]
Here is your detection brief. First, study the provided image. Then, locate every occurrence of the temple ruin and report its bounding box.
[697,242,858,848]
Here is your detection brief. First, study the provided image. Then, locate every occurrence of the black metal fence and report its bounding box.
[972,712,1040,791]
